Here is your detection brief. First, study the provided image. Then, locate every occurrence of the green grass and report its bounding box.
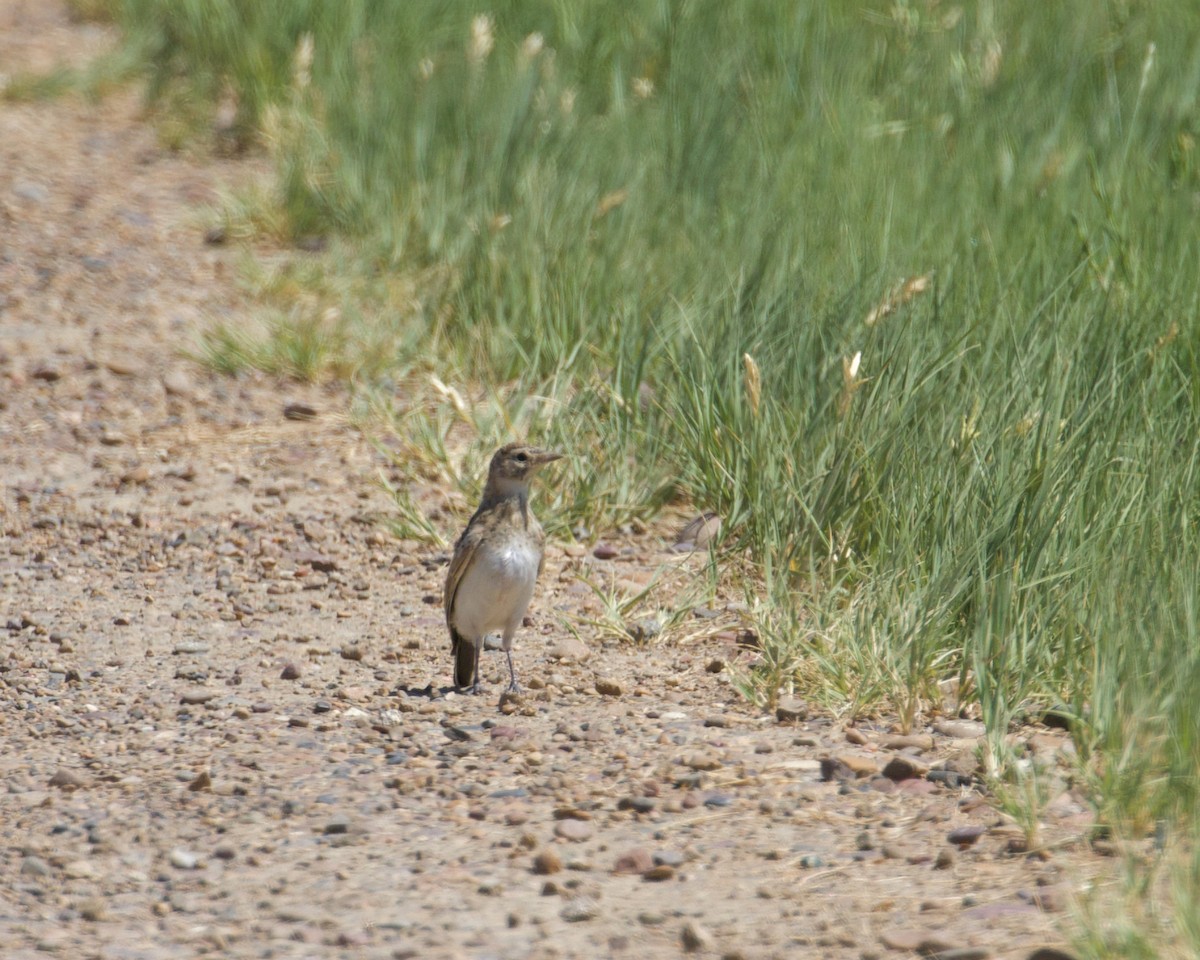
[107,0,1200,945]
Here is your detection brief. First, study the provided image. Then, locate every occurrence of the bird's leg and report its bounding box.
[469,641,484,695]
[504,649,522,694]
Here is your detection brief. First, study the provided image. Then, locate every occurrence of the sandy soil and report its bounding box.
[1,4,1105,958]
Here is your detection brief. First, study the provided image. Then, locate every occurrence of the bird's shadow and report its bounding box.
[393,682,456,701]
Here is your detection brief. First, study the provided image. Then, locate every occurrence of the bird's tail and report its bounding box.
[451,628,476,689]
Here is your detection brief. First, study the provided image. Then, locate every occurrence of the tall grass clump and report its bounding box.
[113,0,1200,920]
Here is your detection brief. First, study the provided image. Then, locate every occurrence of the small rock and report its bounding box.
[682,751,722,771]
[1026,950,1080,960]
[927,770,974,788]
[63,860,97,880]
[820,755,878,781]
[592,543,618,560]
[283,401,318,421]
[179,688,216,705]
[187,771,212,792]
[882,734,935,752]
[48,769,87,791]
[882,756,929,781]
[681,920,715,952]
[20,856,51,877]
[703,715,729,728]
[280,662,302,680]
[613,849,653,875]
[14,181,49,203]
[934,719,986,739]
[104,357,141,377]
[162,369,194,398]
[595,678,623,697]
[934,848,955,870]
[547,637,591,663]
[878,928,954,953]
[560,896,600,922]
[775,697,808,723]
[532,850,562,875]
[79,898,107,922]
[340,646,364,661]
[169,849,201,870]
[947,825,986,848]
[644,864,675,881]
[627,618,661,642]
[554,820,594,843]
[616,796,656,814]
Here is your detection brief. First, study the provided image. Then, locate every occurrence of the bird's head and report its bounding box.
[487,443,563,487]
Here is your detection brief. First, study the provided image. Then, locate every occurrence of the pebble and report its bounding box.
[63,860,97,880]
[179,688,216,705]
[594,678,623,697]
[613,848,653,875]
[947,825,986,847]
[280,662,302,680]
[878,928,954,953]
[882,756,929,781]
[681,920,715,952]
[883,734,935,751]
[560,896,600,922]
[48,769,87,790]
[169,849,201,870]
[682,751,722,771]
[532,850,562,875]
[20,856,51,877]
[616,796,656,814]
[162,369,194,398]
[644,864,675,881]
[821,756,878,780]
[554,819,594,842]
[934,719,986,739]
[547,637,591,662]
[775,697,808,722]
[592,543,618,560]
[627,617,661,642]
[283,401,318,421]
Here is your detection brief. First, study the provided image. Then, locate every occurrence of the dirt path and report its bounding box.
[1,6,1104,959]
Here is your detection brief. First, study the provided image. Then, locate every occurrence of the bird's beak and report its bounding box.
[532,449,564,466]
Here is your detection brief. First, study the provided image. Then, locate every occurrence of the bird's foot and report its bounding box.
[462,681,485,696]
[505,680,523,696]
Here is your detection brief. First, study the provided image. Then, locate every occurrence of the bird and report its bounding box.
[443,442,562,694]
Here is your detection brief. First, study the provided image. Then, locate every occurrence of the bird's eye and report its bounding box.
[515,452,528,462]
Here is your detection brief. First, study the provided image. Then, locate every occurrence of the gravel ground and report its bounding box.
[1,5,1108,958]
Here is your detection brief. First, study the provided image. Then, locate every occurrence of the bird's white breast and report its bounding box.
[451,541,541,639]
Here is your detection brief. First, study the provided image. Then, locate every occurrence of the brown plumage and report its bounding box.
[444,443,562,693]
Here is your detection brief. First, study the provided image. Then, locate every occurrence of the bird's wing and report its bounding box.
[444,522,481,629]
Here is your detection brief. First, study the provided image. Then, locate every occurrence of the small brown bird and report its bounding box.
[444,443,562,694]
